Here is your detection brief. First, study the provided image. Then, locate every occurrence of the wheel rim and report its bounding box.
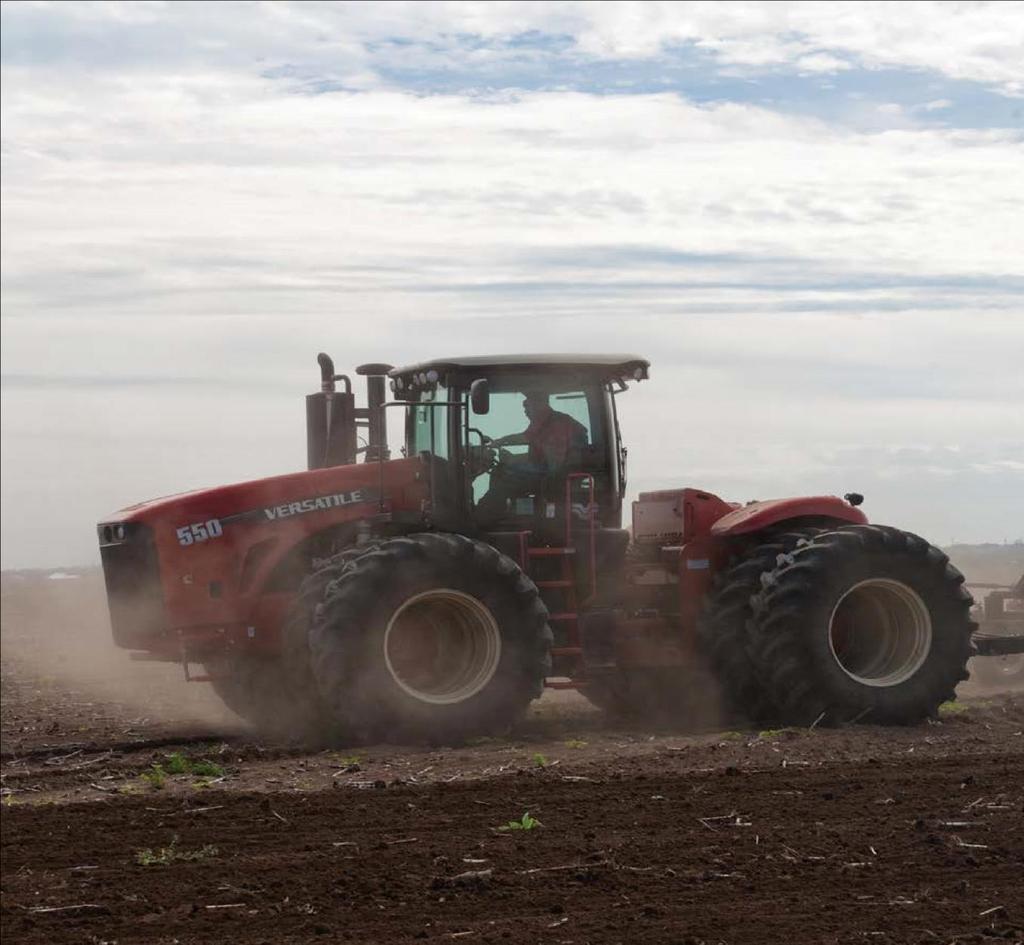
[384,589,502,705]
[828,579,932,687]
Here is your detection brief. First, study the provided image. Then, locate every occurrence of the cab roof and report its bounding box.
[389,354,650,379]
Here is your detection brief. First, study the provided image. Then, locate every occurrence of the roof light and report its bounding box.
[426,369,439,383]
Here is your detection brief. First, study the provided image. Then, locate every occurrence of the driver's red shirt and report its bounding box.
[525,410,588,470]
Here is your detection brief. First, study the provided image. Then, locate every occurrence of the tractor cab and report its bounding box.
[388,355,649,539]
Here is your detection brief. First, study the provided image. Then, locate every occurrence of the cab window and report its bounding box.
[408,384,449,460]
[464,376,599,506]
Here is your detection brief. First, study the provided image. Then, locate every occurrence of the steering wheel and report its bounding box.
[466,440,498,478]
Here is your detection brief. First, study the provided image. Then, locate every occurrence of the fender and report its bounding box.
[710,495,867,538]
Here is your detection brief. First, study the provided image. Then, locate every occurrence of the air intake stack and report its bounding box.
[355,363,394,462]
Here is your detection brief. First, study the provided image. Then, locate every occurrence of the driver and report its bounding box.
[477,390,588,521]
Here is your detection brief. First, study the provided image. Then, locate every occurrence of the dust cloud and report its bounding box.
[1,542,1020,753]
[0,569,241,751]
[951,545,1024,697]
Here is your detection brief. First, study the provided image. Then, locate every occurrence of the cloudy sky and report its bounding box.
[2,0,1023,568]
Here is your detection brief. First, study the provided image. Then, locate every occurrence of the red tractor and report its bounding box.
[98,354,989,741]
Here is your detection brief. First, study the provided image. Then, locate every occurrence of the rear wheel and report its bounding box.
[309,533,552,743]
[750,525,974,725]
[696,528,822,724]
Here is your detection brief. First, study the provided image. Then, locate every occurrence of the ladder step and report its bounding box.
[545,678,582,690]
[536,580,573,588]
[548,612,578,621]
[528,547,576,556]
[551,646,583,657]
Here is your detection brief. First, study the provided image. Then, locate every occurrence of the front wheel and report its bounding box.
[750,525,975,725]
[309,533,552,743]
[205,654,328,740]
[205,547,372,742]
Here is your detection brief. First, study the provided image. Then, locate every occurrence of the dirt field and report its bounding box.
[2,567,1023,944]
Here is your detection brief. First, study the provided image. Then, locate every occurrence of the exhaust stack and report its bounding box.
[306,354,394,470]
[306,353,356,470]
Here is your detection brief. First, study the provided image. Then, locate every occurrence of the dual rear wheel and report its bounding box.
[701,525,974,727]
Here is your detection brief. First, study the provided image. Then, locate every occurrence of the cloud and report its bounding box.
[3,1,1023,95]
[795,52,852,74]
[1,2,1023,566]
[3,84,1022,313]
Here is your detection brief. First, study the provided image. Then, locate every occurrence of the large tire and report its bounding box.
[205,654,326,740]
[582,529,822,729]
[205,656,273,728]
[309,533,552,743]
[206,546,374,741]
[750,525,975,726]
[696,528,822,724]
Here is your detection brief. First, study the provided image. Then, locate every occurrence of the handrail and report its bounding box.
[565,472,597,604]
[376,400,465,514]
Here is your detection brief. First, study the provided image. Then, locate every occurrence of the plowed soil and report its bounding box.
[3,571,1023,944]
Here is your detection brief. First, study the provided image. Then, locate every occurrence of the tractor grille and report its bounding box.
[98,522,166,650]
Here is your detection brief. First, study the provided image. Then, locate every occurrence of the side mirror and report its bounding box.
[470,378,490,415]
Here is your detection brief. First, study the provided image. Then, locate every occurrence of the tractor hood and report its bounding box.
[99,459,418,531]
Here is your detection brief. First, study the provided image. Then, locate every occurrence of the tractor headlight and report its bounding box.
[98,522,130,545]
